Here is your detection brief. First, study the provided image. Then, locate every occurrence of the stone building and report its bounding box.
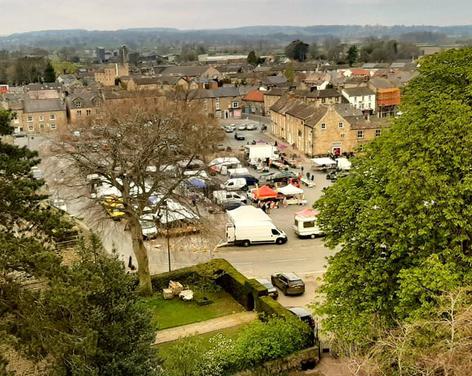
[270,97,387,156]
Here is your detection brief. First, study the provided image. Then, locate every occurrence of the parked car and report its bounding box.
[139,216,158,239]
[256,278,278,299]
[229,174,259,186]
[31,166,43,180]
[102,196,125,221]
[246,123,258,131]
[271,272,305,296]
[288,307,316,330]
[213,190,247,205]
[224,125,235,133]
[222,200,246,211]
[234,132,245,141]
[237,124,247,131]
[221,177,247,191]
[51,198,67,212]
[326,170,349,181]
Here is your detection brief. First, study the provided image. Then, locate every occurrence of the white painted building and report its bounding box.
[341,87,376,114]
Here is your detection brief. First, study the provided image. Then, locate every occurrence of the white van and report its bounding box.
[221,178,247,191]
[226,221,287,247]
[213,190,247,205]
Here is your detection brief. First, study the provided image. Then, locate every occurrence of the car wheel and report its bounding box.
[310,234,316,239]
[242,239,250,247]
[276,238,284,245]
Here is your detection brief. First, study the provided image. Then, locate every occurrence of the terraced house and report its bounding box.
[66,90,103,125]
[270,97,387,156]
[8,98,68,134]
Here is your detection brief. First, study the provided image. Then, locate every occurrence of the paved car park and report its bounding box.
[17,122,337,308]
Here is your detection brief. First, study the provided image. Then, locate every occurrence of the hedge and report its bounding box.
[151,258,298,319]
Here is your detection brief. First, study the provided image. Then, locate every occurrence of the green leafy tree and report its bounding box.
[314,48,472,353]
[0,109,159,374]
[283,63,295,83]
[347,45,358,66]
[12,237,159,376]
[285,40,309,62]
[43,60,56,82]
[247,50,258,65]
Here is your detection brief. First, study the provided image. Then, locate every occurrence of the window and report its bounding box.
[27,115,33,122]
[298,130,302,137]
[215,101,220,110]
[271,229,280,236]
[50,123,56,130]
[321,123,326,129]
[39,115,44,121]
[303,221,315,228]
[232,102,239,109]
[50,114,55,120]
[86,109,92,116]
[39,123,45,129]
[338,122,343,128]
[28,125,34,131]
[75,101,82,108]
[375,129,381,137]
[357,130,364,139]
[341,133,345,138]
[77,110,82,117]
[321,98,326,104]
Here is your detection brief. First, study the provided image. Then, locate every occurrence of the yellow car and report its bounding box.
[101,196,126,221]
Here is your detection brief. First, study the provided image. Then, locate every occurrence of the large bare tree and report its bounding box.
[61,99,221,295]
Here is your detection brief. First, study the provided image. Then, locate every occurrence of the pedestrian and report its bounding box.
[283,197,288,207]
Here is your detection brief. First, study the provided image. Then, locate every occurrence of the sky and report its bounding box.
[0,0,471,35]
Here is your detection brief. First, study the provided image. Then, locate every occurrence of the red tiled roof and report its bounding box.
[243,90,265,102]
[350,69,370,76]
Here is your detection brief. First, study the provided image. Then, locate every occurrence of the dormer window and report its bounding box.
[75,101,82,108]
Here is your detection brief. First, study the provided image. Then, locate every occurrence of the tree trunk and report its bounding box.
[128,215,153,296]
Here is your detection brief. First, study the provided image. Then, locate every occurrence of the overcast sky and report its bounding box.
[0,0,470,35]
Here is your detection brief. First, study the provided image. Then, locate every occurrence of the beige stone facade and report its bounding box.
[94,64,129,87]
[270,97,387,156]
[12,99,68,134]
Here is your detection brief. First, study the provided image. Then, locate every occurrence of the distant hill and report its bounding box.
[1,25,471,50]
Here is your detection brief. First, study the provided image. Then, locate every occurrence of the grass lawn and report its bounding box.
[156,324,247,361]
[138,288,244,330]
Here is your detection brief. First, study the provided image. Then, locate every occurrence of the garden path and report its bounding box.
[154,311,257,344]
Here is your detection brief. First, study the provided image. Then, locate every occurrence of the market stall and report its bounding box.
[277,184,307,205]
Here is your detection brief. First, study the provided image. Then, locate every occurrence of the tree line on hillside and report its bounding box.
[284,37,420,65]
[0,53,56,85]
[314,48,472,374]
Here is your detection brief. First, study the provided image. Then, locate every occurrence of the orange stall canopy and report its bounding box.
[253,185,278,200]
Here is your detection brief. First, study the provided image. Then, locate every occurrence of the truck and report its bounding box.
[226,206,287,247]
[244,144,278,165]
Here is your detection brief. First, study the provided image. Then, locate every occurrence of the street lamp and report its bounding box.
[165,201,171,272]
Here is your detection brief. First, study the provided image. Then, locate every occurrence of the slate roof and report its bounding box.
[265,88,287,96]
[262,75,288,86]
[369,77,398,90]
[342,87,375,97]
[293,88,342,99]
[68,89,102,108]
[159,65,217,77]
[282,99,329,127]
[23,98,65,113]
